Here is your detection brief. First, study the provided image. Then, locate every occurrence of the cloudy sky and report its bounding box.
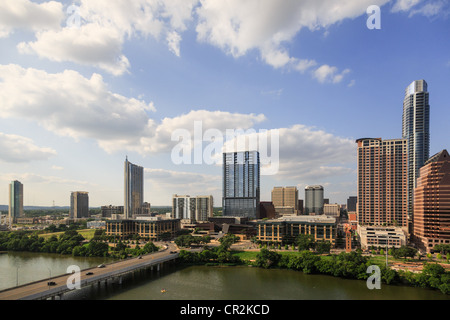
[0,0,449,207]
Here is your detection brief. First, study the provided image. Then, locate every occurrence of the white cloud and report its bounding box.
[196,0,389,82]
[391,0,449,17]
[0,132,57,163]
[0,64,268,156]
[391,0,422,12]
[16,0,199,75]
[313,65,350,84]
[18,24,131,76]
[142,109,266,155]
[409,1,449,17]
[145,168,221,202]
[0,64,156,152]
[0,0,63,38]
[166,31,182,57]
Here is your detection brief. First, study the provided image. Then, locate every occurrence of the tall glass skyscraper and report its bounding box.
[124,157,144,219]
[8,180,23,223]
[402,80,430,226]
[222,151,260,218]
[304,185,324,215]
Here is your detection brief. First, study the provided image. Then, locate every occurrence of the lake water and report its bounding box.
[0,252,448,300]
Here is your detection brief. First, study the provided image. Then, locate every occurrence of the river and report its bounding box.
[0,252,448,300]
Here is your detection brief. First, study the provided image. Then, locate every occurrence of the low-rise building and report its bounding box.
[323,203,341,218]
[256,215,337,245]
[106,218,180,240]
[357,225,407,250]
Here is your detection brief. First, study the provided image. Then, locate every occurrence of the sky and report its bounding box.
[0,0,449,208]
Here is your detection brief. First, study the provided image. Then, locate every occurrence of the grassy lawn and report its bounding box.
[38,229,97,240]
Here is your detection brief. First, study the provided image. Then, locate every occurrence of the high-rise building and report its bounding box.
[222,151,260,218]
[70,191,89,219]
[304,185,324,215]
[347,196,357,212]
[413,149,450,253]
[124,157,144,219]
[402,80,430,227]
[8,180,23,223]
[356,138,408,228]
[172,194,213,222]
[271,186,298,215]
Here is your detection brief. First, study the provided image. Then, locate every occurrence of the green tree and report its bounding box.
[315,241,331,254]
[296,234,315,251]
[255,248,281,269]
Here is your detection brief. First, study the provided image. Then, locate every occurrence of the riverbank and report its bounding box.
[176,246,450,296]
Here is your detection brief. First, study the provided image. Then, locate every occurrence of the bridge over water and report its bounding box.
[0,243,179,300]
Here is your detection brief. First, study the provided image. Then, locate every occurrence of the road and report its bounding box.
[0,242,179,300]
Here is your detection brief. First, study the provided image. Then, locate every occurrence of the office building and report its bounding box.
[124,157,144,219]
[101,205,124,217]
[304,185,324,215]
[402,80,430,226]
[70,191,89,219]
[347,196,357,212]
[272,186,299,215]
[357,225,407,250]
[413,149,450,252]
[172,194,213,222]
[323,203,340,218]
[356,138,408,228]
[106,218,180,240]
[256,215,337,245]
[8,180,23,223]
[222,151,260,218]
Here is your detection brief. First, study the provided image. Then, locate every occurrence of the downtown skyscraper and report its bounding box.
[222,151,260,218]
[413,149,450,252]
[8,180,23,223]
[402,80,430,228]
[304,185,324,215]
[70,191,89,219]
[124,157,144,219]
[356,138,408,228]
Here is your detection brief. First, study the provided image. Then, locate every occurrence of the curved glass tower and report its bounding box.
[124,157,144,219]
[402,80,430,227]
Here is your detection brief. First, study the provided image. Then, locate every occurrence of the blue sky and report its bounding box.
[0,0,449,207]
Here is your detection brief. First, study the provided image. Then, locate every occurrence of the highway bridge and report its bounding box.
[0,242,179,300]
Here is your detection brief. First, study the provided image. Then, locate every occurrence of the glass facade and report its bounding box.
[124,157,144,219]
[8,180,23,223]
[402,80,430,224]
[304,185,324,215]
[223,151,260,218]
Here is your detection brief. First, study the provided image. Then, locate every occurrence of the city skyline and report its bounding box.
[0,1,449,207]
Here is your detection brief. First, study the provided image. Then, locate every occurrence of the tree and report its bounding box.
[392,246,417,260]
[142,242,158,254]
[296,234,315,251]
[255,248,281,269]
[315,241,331,254]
